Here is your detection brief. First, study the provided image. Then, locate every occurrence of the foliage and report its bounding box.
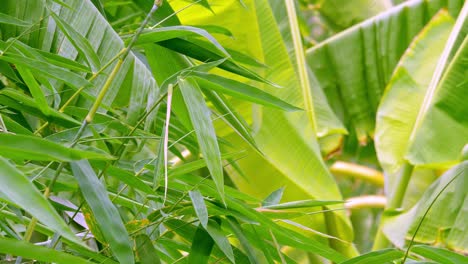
[0,0,467,263]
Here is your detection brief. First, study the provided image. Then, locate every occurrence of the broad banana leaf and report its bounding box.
[383,161,468,252]
[376,2,467,177]
[315,0,393,30]
[375,10,454,177]
[374,2,467,251]
[406,30,468,168]
[306,0,465,144]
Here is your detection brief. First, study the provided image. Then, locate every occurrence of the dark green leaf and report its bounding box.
[188,224,214,264]
[135,234,161,264]
[71,160,134,264]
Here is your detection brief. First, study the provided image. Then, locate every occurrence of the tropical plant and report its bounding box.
[0,0,466,263]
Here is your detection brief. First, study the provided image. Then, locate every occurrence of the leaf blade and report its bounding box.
[71,160,134,264]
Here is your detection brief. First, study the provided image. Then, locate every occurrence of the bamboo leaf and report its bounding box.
[135,234,162,264]
[411,245,468,264]
[262,187,285,207]
[0,134,114,161]
[189,190,209,228]
[0,13,31,26]
[205,219,235,263]
[49,11,101,72]
[188,224,214,264]
[226,216,260,264]
[0,52,90,88]
[179,77,225,202]
[193,72,301,111]
[203,89,259,152]
[15,65,51,115]
[0,88,80,128]
[0,237,91,264]
[134,25,229,56]
[71,160,134,264]
[0,157,79,244]
[338,249,404,264]
[157,38,277,86]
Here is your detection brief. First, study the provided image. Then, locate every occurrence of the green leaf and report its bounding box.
[156,38,276,86]
[71,160,134,264]
[383,161,468,251]
[226,216,261,264]
[317,0,392,30]
[203,89,259,152]
[134,25,229,56]
[0,134,114,161]
[375,10,455,175]
[2,0,158,126]
[135,234,162,264]
[0,52,90,89]
[0,157,79,244]
[0,88,80,128]
[0,13,31,26]
[205,219,235,263]
[407,24,468,167]
[411,245,468,264]
[49,11,101,72]
[306,0,465,143]
[179,77,225,202]
[15,65,51,115]
[172,0,355,256]
[339,249,404,264]
[104,165,155,194]
[0,237,91,264]
[193,72,301,111]
[188,224,214,264]
[189,190,209,228]
[262,187,285,207]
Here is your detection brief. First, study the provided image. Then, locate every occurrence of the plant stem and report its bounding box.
[330,161,384,187]
[372,162,414,250]
[285,0,318,132]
